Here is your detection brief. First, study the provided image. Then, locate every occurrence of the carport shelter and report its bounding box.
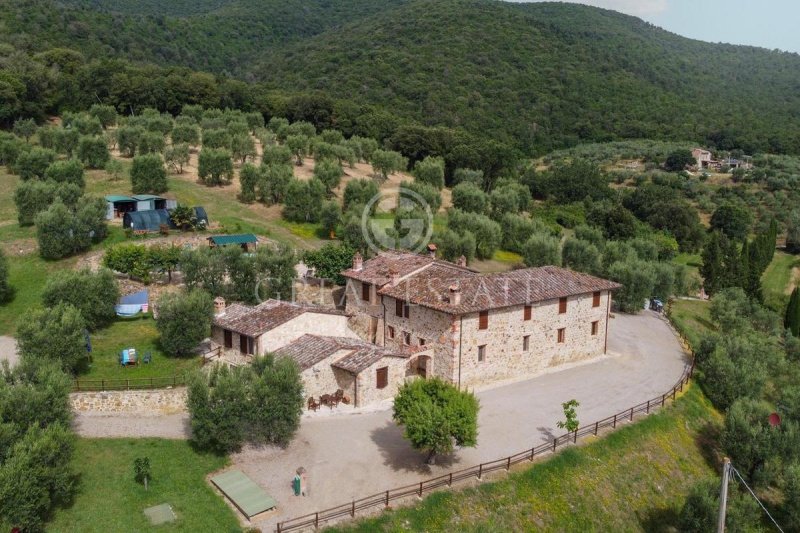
[210,470,276,519]
[132,194,168,211]
[208,233,258,251]
[105,195,137,219]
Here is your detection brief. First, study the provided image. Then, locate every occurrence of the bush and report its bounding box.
[258,164,293,205]
[45,158,85,188]
[447,209,502,260]
[17,303,87,372]
[664,149,695,172]
[678,479,760,533]
[89,104,117,128]
[314,159,344,193]
[561,238,601,274]
[14,147,57,180]
[77,135,110,168]
[451,182,488,214]
[283,178,325,223]
[198,149,234,186]
[187,356,303,453]
[42,268,119,331]
[606,259,656,313]
[721,398,785,484]
[401,181,441,212]
[412,156,445,189]
[522,233,561,267]
[343,179,379,214]
[437,229,476,264]
[155,289,214,356]
[303,244,354,285]
[698,334,772,410]
[393,378,479,464]
[130,153,168,194]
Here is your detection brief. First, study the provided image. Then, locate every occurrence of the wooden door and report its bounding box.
[240,335,248,354]
[224,330,232,348]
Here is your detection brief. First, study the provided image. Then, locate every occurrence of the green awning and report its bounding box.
[208,234,258,246]
[210,470,276,518]
[105,195,136,203]
[132,194,164,201]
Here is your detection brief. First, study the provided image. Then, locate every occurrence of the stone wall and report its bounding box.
[355,355,410,407]
[301,353,356,405]
[457,291,611,388]
[70,387,187,414]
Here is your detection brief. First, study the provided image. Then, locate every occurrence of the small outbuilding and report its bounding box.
[208,233,258,251]
[123,209,172,232]
[132,194,172,211]
[105,195,137,220]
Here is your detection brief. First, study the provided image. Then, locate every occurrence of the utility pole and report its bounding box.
[717,457,731,533]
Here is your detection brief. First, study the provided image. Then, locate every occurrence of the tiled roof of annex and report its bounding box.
[212,299,346,338]
[346,252,621,315]
[272,334,408,374]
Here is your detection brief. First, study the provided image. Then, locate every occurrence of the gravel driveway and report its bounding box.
[243,311,688,531]
[70,311,688,529]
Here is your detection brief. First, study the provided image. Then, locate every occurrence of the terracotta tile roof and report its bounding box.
[272,334,408,374]
[367,253,620,314]
[212,300,346,338]
[341,250,436,286]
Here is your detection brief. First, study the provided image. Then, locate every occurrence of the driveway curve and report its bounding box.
[70,311,688,528]
[241,311,689,531]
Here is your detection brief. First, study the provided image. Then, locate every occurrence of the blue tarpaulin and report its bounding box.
[116,290,149,317]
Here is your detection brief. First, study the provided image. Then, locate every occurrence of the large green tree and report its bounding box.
[155,289,214,357]
[42,268,119,331]
[130,153,168,194]
[393,378,479,464]
[17,303,87,373]
[198,148,234,186]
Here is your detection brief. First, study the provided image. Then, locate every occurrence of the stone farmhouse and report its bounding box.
[342,251,621,390]
[210,299,410,407]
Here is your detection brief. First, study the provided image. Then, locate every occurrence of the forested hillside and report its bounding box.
[2,0,800,155]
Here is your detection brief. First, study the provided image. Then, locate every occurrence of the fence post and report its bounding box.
[101,379,105,391]
[662,394,666,407]
[385,490,389,506]
[629,407,634,421]
[552,438,557,452]
[594,421,598,435]
[277,522,281,533]
[573,430,577,443]
[646,400,650,414]
[173,375,176,387]
[150,377,154,388]
[679,379,684,392]
[613,414,617,428]
[75,380,80,392]
[506,457,511,470]
[477,464,482,480]
[672,388,676,400]
[315,512,319,528]
[126,379,129,391]
[530,447,535,461]
[418,481,423,497]
[448,473,453,486]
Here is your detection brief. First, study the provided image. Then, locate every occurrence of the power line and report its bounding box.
[730,465,784,533]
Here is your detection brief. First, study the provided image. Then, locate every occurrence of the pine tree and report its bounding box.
[787,288,800,337]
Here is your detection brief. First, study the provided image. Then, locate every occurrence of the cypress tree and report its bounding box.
[701,232,723,295]
[787,288,800,337]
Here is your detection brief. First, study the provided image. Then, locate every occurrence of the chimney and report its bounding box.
[213,297,226,316]
[353,252,363,272]
[456,255,467,267]
[449,284,461,306]
[389,269,400,287]
[427,243,437,258]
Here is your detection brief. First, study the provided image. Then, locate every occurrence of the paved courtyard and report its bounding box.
[235,311,689,531]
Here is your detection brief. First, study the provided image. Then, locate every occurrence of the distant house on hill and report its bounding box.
[691,148,752,171]
[692,148,714,169]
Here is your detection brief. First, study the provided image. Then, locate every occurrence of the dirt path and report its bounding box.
[0,336,17,367]
[72,412,190,439]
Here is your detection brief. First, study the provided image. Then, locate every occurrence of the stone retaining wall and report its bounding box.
[70,387,187,414]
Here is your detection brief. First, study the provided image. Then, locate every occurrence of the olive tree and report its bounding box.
[371,149,407,181]
[77,136,110,169]
[412,156,445,189]
[198,149,234,186]
[130,153,168,194]
[42,268,119,331]
[45,158,84,188]
[313,159,344,194]
[393,378,479,464]
[17,303,87,372]
[155,289,214,356]
[522,233,561,267]
[14,148,57,180]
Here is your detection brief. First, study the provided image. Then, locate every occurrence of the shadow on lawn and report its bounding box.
[370,420,463,475]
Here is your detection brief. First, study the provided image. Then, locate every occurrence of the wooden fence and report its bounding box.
[276,312,695,533]
[71,375,186,392]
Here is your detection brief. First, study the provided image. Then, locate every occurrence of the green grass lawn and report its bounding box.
[668,298,714,348]
[46,439,239,532]
[0,254,76,335]
[80,317,199,381]
[761,250,799,312]
[328,385,721,533]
